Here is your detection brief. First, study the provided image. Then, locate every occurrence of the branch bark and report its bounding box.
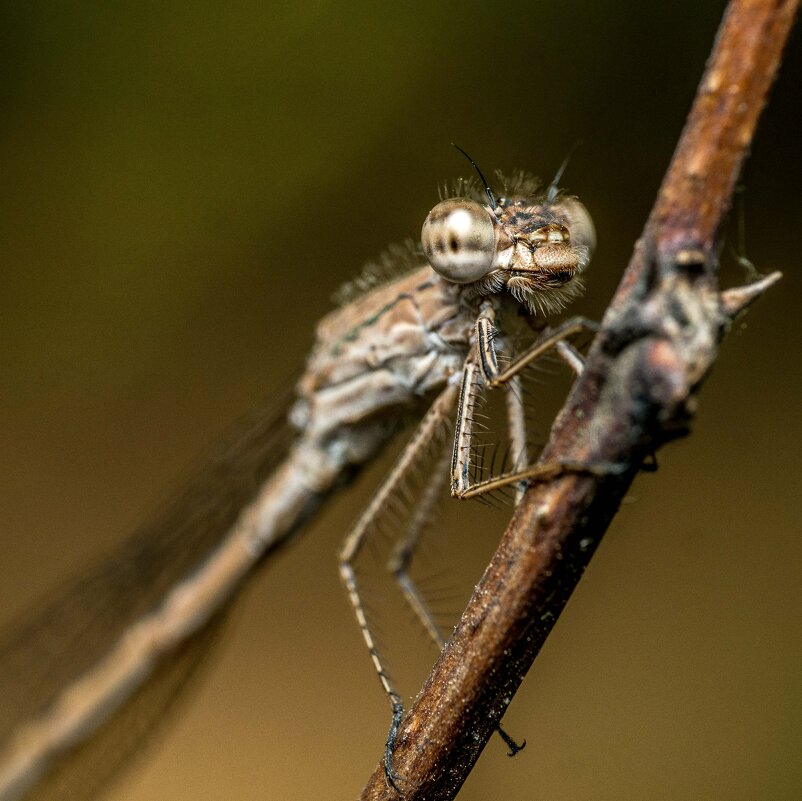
[360,0,797,798]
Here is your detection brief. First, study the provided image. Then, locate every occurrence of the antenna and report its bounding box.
[547,140,582,203]
[451,143,497,209]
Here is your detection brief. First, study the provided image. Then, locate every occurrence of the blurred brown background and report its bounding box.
[1,2,800,799]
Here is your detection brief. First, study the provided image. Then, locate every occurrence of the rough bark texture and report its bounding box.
[360,0,797,798]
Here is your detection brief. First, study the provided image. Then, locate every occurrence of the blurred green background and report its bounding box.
[1,2,800,799]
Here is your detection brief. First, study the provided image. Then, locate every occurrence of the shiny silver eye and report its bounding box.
[421,198,496,283]
[557,198,596,259]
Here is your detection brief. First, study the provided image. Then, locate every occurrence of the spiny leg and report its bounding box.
[386,446,452,646]
[507,328,584,498]
[498,307,585,478]
[386,445,526,756]
[339,383,458,791]
[452,315,615,500]
[477,313,598,388]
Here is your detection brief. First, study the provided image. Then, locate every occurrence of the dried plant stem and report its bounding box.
[360,0,797,798]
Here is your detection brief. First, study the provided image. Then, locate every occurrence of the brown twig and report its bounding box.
[359,0,797,798]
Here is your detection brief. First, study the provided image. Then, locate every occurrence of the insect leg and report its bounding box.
[339,382,459,791]
[386,437,526,759]
[555,339,585,376]
[452,318,619,500]
[386,446,451,647]
[477,315,598,388]
[504,370,530,506]
[504,334,584,504]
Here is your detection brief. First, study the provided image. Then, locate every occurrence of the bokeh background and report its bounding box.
[1,2,800,799]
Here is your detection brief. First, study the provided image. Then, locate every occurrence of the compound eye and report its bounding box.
[421,198,496,283]
[557,198,596,259]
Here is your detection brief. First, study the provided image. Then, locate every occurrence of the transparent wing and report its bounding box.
[0,385,296,798]
[17,614,224,801]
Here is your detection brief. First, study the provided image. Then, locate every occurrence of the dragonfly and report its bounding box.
[0,153,598,800]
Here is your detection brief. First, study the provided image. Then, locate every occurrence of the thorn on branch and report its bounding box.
[720,271,783,318]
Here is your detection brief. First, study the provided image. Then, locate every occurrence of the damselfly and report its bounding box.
[0,158,597,800]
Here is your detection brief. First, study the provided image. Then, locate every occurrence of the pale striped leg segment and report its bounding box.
[452,315,614,500]
[339,383,458,790]
[386,446,452,647]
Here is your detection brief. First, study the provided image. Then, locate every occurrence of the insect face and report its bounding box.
[495,196,595,287]
[422,184,596,315]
